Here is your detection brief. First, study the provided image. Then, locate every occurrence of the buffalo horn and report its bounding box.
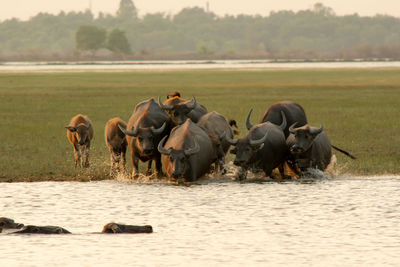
[225,134,238,145]
[119,124,138,137]
[157,136,172,155]
[246,108,253,130]
[249,130,269,146]
[184,138,200,156]
[279,111,287,131]
[151,122,166,135]
[185,97,197,110]
[158,96,173,110]
[289,122,298,134]
[310,124,324,135]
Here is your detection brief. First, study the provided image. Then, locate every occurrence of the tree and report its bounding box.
[75,25,106,55]
[107,29,132,54]
[117,0,138,20]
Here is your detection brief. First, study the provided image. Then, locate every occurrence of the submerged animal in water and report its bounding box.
[0,217,24,229]
[13,225,71,234]
[102,223,153,234]
[65,114,94,168]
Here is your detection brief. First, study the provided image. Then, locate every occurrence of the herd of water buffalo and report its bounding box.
[65,91,356,183]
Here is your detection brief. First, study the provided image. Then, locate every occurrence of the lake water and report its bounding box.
[1,175,399,266]
[1,60,400,71]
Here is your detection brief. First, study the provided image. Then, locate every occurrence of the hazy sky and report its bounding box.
[1,0,399,21]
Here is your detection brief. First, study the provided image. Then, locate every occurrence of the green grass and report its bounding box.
[0,69,399,181]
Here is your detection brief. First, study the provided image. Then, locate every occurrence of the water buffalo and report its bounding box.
[258,101,308,138]
[102,223,153,234]
[287,123,356,174]
[105,117,128,176]
[65,114,94,168]
[287,123,332,172]
[119,98,168,178]
[0,217,24,229]
[158,94,207,126]
[228,110,289,179]
[13,225,71,234]
[158,119,216,182]
[197,111,239,172]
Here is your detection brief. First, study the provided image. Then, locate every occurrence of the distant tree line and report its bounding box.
[1,1,400,60]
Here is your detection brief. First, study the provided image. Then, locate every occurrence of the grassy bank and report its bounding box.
[0,69,399,182]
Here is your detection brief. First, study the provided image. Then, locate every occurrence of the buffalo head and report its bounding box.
[227,131,268,168]
[158,96,197,125]
[119,122,166,155]
[0,217,24,229]
[289,123,324,154]
[158,135,200,179]
[65,125,90,146]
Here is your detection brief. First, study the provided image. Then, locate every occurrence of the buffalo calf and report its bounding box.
[105,117,128,176]
[65,114,94,168]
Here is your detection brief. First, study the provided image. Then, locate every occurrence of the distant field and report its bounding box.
[0,69,399,182]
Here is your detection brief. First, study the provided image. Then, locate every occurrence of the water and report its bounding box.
[1,175,400,266]
[1,60,400,71]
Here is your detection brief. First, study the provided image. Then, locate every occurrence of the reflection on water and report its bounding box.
[1,60,400,71]
[1,175,400,266]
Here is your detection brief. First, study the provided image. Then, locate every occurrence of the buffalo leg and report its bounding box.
[131,151,139,179]
[146,160,153,176]
[155,155,163,178]
[121,146,127,174]
[83,143,90,168]
[73,144,81,168]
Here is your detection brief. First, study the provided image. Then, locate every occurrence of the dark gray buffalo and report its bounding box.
[119,98,168,178]
[13,225,71,234]
[102,223,153,234]
[228,110,289,179]
[158,94,207,126]
[197,111,238,172]
[158,119,216,182]
[287,123,356,173]
[0,217,24,229]
[258,101,308,138]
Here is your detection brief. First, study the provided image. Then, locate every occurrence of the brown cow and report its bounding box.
[65,114,94,168]
[105,117,128,176]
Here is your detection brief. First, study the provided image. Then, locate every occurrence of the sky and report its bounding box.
[1,0,399,21]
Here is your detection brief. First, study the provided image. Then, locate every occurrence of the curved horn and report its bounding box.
[279,111,287,130]
[119,124,137,137]
[158,96,173,110]
[310,124,324,135]
[225,134,238,145]
[157,135,172,155]
[184,138,200,156]
[151,122,166,135]
[246,108,253,130]
[249,130,269,146]
[289,122,298,134]
[185,97,197,110]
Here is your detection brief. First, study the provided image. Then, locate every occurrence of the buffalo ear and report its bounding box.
[65,126,77,132]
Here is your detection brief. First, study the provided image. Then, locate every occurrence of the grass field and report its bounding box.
[0,68,399,182]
